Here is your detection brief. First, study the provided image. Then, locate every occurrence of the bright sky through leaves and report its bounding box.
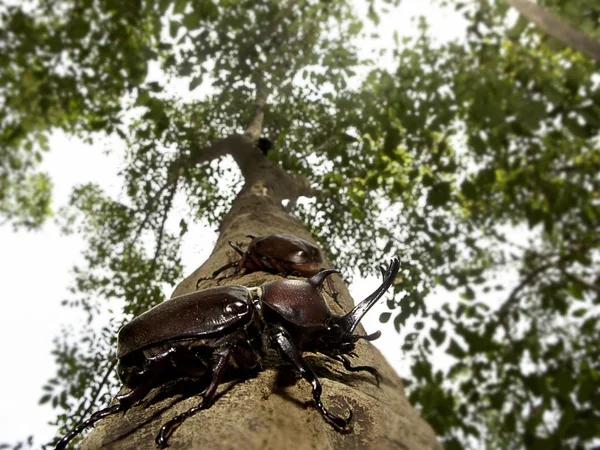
[0,2,470,445]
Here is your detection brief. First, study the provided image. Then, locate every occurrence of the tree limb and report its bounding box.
[238,0,300,65]
[244,76,270,141]
[503,0,600,61]
[560,267,600,293]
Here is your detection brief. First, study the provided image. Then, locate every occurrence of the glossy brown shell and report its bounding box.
[251,234,322,265]
[117,286,253,358]
[261,279,331,327]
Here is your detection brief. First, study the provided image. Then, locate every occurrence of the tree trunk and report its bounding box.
[78,131,440,450]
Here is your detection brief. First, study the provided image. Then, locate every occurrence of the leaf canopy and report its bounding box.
[1,0,599,448]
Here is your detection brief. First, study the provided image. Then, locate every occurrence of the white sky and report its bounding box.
[0,1,470,446]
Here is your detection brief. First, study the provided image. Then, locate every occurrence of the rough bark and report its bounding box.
[504,0,600,62]
[79,100,440,449]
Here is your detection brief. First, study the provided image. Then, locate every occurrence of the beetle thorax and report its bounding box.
[261,279,332,328]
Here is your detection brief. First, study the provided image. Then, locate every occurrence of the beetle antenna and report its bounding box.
[339,258,400,333]
[309,269,340,290]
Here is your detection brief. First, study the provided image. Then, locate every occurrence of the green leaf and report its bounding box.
[569,284,584,301]
[367,5,380,25]
[460,180,477,200]
[69,18,90,40]
[174,0,187,15]
[447,339,467,359]
[383,128,400,156]
[182,12,201,30]
[135,90,151,106]
[189,76,202,91]
[468,134,486,156]
[427,182,451,207]
[169,20,180,38]
[430,328,446,345]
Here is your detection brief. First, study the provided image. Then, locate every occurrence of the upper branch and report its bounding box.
[504,0,600,61]
[244,76,270,141]
[237,0,300,66]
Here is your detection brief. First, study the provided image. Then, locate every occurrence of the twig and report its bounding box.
[238,0,300,64]
[560,267,600,293]
[77,357,118,424]
[149,179,178,274]
[77,180,179,424]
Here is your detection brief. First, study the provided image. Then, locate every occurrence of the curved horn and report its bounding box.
[339,258,400,333]
[309,269,341,290]
[356,330,382,341]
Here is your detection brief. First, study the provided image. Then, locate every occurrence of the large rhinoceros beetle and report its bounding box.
[196,234,339,300]
[56,258,400,449]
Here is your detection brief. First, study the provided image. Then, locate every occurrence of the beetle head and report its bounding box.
[315,258,400,354]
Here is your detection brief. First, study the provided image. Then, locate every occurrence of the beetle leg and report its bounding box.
[56,348,177,449]
[214,271,243,285]
[211,260,240,278]
[272,329,352,430]
[195,277,209,290]
[54,375,156,450]
[155,346,233,448]
[245,249,269,273]
[55,404,121,450]
[229,241,253,275]
[325,353,382,388]
[265,257,289,275]
[195,261,241,289]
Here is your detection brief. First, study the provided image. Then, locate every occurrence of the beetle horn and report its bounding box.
[355,330,382,341]
[228,240,245,256]
[339,258,400,333]
[309,269,341,290]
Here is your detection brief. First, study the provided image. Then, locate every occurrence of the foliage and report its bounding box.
[1,0,598,448]
[370,2,600,448]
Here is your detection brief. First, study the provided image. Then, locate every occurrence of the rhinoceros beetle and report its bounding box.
[56,258,400,449]
[196,234,339,301]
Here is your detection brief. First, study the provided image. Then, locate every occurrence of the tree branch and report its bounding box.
[244,76,270,141]
[186,134,247,167]
[504,0,600,61]
[77,357,118,426]
[495,237,600,323]
[560,267,600,293]
[237,0,300,65]
[499,262,553,317]
[150,179,178,271]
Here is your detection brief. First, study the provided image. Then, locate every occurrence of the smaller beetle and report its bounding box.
[196,234,339,301]
[56,258,400,449]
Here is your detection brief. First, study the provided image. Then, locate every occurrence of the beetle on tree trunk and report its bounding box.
[56,258,400,450]
[197,233,339,301]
